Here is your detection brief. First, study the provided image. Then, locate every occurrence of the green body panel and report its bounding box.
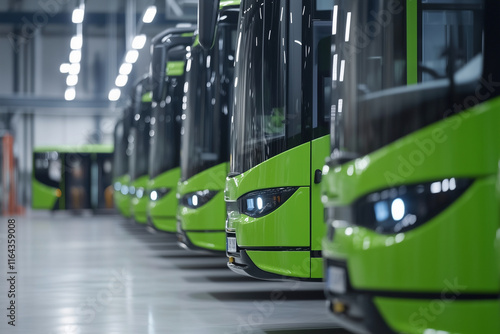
[323,177,499,292]
[32,179,58,209]
[246,250,310,278]
[226,142,326,278]
[311,135,330,251]
[225,142,310,201]
[374,297,500,334]
[179,191,226,231]
[178,163,227,195]
[131,174,149,224]
[33,145,113,153]
[406,0,418,85]
[113,174,131,217]
[178,163,228,251]
[166,61,185,76]
[186,231,226,251]
[322,99,500,331]
[147,167,180,232]
[181,32,194,37]
[235,187,310,247]
[141,91,152,102]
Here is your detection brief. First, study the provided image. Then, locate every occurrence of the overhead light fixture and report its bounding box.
[142,6,157,23]
[108,88,121,101]
[119,63,133,75]
[115,74,128,87]
[132,35,147,50]
[69,63,80,75]
[66,74,78,86]
[72,8,85,24]
[65,87,76,101]
[70,35,83,49]
[60,63,70,73]
[125,50,139,63]
[69,50,81,63]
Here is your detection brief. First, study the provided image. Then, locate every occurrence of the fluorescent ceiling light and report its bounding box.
[115,74,128,87]
[59,63,70,73]
[69,50,81,63]
[125,50,139,63]
[72,8,84,24]
[66,74,78,86]
[119,63,133,75]
[70,35,82,49]
[65,87,76,101]
[132,35,147,50]
[69,63,80,75]
[142,6,157,23]
[108,88,121,101]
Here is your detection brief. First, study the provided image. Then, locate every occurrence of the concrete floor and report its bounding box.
[0,211,351,334]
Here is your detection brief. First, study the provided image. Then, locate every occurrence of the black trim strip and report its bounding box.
[150,215,176,219]
[351,289,500,301]
[241,246,311,252]
[183,229,225,233]
[310,250,322,258]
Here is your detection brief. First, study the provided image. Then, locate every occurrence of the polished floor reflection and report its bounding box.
[0,211,351,334]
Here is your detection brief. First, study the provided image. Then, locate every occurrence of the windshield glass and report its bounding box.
[230,1,331,175]
[34,151,61,188]
[113,120,128,178]
[129,84,152,181]
[149,46,187,179]
[331,0,484,160]
[180,10,238,181]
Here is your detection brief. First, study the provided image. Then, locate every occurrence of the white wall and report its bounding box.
[33,114,117,147]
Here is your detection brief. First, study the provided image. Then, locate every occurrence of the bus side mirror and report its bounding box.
[151,44,167,102]
[198,0,220,50]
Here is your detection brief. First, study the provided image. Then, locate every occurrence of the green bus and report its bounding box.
[147,27,194,233]
[113,106,133,218]
[224,0,332,280]
[129,76,153,224]
[33,145,113,211]
[322,0,500,332]
[176,1,239,253]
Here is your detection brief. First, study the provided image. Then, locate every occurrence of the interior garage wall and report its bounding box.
[34,114,116,147]
[0,35,14,95]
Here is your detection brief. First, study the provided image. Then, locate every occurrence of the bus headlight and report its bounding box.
[238,187,298,218]
[136,187,145,199]
[150,188,170,201]
[120,185,129,195]
[181,190,218,209]
[353,178,473,234]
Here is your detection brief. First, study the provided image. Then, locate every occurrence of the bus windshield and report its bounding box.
[129,82,152,181]
[331,0,484,161]
[149,46,187,179]
[113,120,128,178]
[180,9,238,181]
[230,0,331,175]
